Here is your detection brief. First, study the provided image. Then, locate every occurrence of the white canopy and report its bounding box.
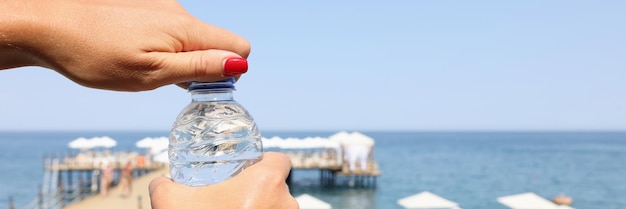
[329,131,375,147]
[68,137,92,149]
[261,131,375,150]
[152,151,169,164]
[497,192,575,209]
[328,131,352,144]
[347,132,375,146]
[261,136,341,150]
[397,191,461,209]
[295,194,332,209]
[68,136,117,149]
[136,136,169,154]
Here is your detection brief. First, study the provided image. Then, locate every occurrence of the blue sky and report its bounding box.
[1,1,625,131]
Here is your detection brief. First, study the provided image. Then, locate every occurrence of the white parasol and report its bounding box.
[295,193,332,209]
[328,131,375,147]
[68,136,117,150]
[91,136,117,148]
[136,136,169,154]
[497,192,575,209]
[68,137,93,150]
[397,191,461,209]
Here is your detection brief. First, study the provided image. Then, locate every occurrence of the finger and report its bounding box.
[180,18,251,58]
[241,152,292,180]
[149,176,174,195]
[146,49,248,87]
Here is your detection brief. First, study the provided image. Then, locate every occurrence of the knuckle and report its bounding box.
[254,167,286,185]
[117,55,163,91]
[189,53,212,78]
[234,38,251,58]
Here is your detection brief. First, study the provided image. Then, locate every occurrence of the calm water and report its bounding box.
[1,131,625,209]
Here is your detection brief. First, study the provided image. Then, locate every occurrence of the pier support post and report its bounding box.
[68,170,73,189]
[37,184,43,209]
[137,195,143,209]
[8,196,15,209]
[369,176,376,188]
[78,176,84,201]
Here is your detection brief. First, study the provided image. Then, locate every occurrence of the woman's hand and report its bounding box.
[149,152,298,209]
[1,0,250,91]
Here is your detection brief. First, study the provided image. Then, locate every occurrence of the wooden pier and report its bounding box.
[9,132,382,209]
[9,152,165,209]
[264,131,382,187]
[284,151,381,187]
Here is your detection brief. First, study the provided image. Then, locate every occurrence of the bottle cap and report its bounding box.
[188,78,235,91]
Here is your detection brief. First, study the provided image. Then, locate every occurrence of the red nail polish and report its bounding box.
[223,58,248,76]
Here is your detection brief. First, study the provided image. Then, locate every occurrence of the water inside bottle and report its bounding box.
[169,102,262,186]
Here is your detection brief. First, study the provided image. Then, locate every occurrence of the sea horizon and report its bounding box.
[2,129,626,135]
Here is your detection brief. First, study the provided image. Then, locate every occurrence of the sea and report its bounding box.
[1,131,625,209]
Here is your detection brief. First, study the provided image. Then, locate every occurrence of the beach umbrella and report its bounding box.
[262,136,341,150]
[68,136,117,149]
[300,137,335,149]
[68,137,94,150]
[295,193,332,209]
[328,131,375,147]
[136,136,169,154]
[328,131,350,143]
[348,132,375,147]
[497,192,575,209]
[261,136,283,148]
[322,139,341,149]
[91,136,117,148]
[286,137,308,149]
[136,137,156,148]
[397,191,461,209]
[153,151,169,164]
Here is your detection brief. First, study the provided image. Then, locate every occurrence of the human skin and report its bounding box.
[149,152,299,209]
[0,0,250,91]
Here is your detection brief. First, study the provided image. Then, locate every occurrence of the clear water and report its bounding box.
[169,101,262,186]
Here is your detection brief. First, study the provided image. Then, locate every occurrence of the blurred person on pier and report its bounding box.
[120,161,134,198]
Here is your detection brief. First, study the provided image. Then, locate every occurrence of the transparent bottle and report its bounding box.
[169,78,262,186]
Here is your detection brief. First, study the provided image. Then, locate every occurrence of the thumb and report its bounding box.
[147,49,248,88]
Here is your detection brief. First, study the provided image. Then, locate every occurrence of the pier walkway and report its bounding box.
[11,155,377,209]
[62,168,167,209]
[9,152,165,209]
[48,161,378,209]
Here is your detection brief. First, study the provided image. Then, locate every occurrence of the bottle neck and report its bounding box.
[190,89,234,102]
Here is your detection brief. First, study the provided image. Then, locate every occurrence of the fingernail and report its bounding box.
[223,58,248,76]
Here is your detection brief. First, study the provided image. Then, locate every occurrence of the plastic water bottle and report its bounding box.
[169,78,263,186]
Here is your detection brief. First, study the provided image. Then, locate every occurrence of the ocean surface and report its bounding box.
[1,131,625,209]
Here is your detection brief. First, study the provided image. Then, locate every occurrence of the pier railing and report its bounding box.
[15,183,83,209]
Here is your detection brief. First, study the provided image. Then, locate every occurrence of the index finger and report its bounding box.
[149,176,174,195]
[178,17,251,58]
